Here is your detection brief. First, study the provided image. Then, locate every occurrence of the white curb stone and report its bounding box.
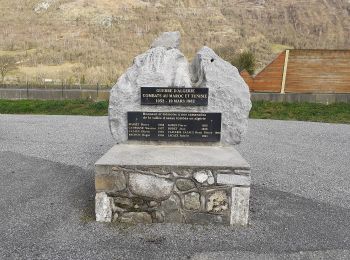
[95,192,113,222]
[230,187,250,226]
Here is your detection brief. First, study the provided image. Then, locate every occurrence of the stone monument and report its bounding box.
[95,32,252,226]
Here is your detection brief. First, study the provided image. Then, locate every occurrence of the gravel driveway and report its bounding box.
[0,115,349,259]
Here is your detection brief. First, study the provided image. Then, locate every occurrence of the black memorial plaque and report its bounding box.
[128,112,221,142]
[141,87,208,106]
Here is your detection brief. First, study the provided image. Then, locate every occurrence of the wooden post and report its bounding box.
[26,81,29,99]
[281,50,290,94]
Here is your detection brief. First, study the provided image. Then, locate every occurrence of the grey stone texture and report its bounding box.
[95,168,126,194]
[129,173,174,200]
[95,144,251,226]
[113,171,127,191]
[95,144,250,169]
[194,170,210,183]
[207,175,215,185]
[108,32,251,146]
[160,195,184,223]
[184,192,201,210]
[176,178,196,191]
[206,190,229,213]
[230,187,250,226]
[190,46,252,145]
[217,174,251,186]
[193,170,215,185]
[154,210,165,223]
[95,192,113,222]
[114,197,133,208]
[234,169,251,176]
[149,201,159,207]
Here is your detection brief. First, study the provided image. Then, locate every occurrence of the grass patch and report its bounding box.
[0,99,108,116]
[0,49,37,57]
[0,99,349,124]
[250,101,350,124]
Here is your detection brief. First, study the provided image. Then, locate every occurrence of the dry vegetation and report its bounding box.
[0,0,349,86]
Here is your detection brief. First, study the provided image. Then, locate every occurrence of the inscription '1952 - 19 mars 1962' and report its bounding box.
[141,87,209,106]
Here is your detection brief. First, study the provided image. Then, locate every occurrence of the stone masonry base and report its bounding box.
[95,145,251,226]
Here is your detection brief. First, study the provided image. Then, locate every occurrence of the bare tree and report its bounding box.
[0,55,17,83]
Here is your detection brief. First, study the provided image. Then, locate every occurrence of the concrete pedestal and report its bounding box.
[95,144,251,226]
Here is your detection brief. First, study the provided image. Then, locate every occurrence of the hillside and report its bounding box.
[0,0,349,86]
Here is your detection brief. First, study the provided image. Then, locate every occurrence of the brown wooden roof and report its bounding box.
[240,49,350,94]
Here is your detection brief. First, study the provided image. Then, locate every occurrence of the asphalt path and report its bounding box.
[0,115,349,259]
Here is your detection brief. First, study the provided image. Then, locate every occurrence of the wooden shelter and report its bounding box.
[241,50,350,94]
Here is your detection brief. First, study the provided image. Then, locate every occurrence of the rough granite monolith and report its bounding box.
[108,32,251,145]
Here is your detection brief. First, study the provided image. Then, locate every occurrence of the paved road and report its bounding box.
[0,115,349,259]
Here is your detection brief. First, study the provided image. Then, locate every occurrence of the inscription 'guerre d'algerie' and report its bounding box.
[141,87,208,106]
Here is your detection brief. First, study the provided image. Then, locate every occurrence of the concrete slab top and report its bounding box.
[95,144,250,169]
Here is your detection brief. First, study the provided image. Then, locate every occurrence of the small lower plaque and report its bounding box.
[128,112,221,142]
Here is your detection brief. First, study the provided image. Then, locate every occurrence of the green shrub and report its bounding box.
[214,47,256,75]
[232,51,256,75]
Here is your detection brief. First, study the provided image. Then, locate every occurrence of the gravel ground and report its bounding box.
[0,115,349,259]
